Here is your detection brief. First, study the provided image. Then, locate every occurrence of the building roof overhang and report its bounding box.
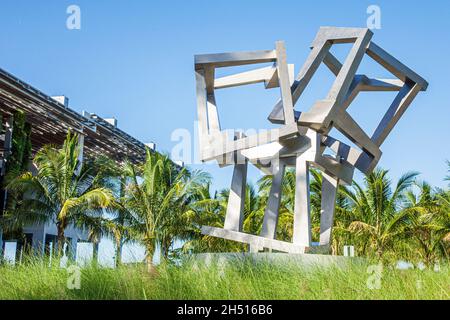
[0,68,148,164]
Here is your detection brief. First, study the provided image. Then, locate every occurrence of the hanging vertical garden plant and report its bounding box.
[0,111,32,239]
[5,110,32,181]
[2,110,32,212]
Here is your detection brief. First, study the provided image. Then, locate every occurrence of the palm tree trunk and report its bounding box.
[145,239,156,274]
[332,241,338,255]
[423,244,434,268]
[376,241,383,260]
[93,241,99,265]
[114,235,123,267]
[162,238,171,260]
[56,223,66,257]
[145,255,155,273]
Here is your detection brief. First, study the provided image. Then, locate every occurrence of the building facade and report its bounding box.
[0,67,153,259]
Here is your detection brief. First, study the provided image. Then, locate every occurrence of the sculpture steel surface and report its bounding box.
[194,27,428,254]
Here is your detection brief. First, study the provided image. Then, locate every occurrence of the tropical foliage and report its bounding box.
[3,132,113,255]
[1,133,449,267]
[109,150,210,271]
[183,167,449,265]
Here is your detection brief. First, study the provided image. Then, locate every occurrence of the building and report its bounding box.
[0,67,154,258]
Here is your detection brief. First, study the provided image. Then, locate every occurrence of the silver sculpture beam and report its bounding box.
[194,26,428,254]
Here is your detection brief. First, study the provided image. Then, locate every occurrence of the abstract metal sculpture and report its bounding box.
[194,27,428,254]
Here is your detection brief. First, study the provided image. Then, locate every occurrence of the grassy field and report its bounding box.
[0,256,449,300]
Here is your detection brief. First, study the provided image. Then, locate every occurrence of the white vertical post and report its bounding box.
[3,241,17,265]
[343,245,355,257]
[48,242,53,267]
[223,160,248,232]
[260,160,285,239]
[292,154,311,247]
[76,242,94,267]
[319,172,339,245]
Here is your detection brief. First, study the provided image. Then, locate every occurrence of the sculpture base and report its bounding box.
[201,225,329,254]
[188,252,363,269]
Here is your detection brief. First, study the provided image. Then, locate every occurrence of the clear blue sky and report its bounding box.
[1,0,449,194]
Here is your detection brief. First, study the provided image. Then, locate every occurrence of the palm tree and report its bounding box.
[156,171,209,261]
[108,202,133,266]
[3,131,113,256]
[242,184,265,235]
[119,150,209,271]
[99,164,136,267]
[403,181,449,265]
[182,184,241,253]
[183,182,265,253]
[182,183,223,253]
[341,168,418,259]
[435,189,450,259]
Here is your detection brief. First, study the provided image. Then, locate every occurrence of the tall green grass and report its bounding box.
[0,256,448,300]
